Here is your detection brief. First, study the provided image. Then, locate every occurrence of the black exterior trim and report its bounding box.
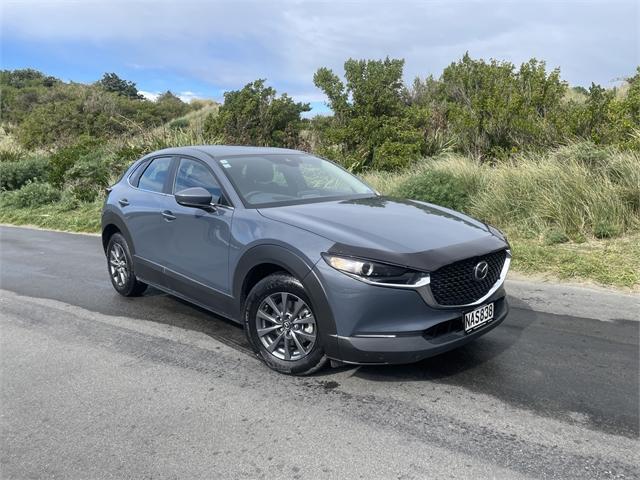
[163,265,235,319]
[132,255,167,288]
[327,234,508,273]
[101,210,136,254]
[128,158,152,187]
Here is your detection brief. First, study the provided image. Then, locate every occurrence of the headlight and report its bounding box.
[322,254,429,287]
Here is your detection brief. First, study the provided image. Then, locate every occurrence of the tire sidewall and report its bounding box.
[244,273,326,375]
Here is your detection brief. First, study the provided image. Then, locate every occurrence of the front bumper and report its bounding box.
[311,258,509,365]
[333,297,508,365]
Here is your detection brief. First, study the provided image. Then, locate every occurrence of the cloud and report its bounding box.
[139,90,210,103]
[2,0,638,105]
[138,90,159,102]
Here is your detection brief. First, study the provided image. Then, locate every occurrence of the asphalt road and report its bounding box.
[1,225,638,479]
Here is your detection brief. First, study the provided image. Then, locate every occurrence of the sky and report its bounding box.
[2,0,638,115]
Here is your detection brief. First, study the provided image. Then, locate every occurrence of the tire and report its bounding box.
[244,273,328,375]
[106,233,147,297]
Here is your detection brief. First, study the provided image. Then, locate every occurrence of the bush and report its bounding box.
[543,229,570,245]
[313,58,425,171]
[64,150,110,202]
[58,189,81,211]
[434,55,568,159]
[394,156,484,212]
[169,118,189,130]
[0,155,49,190]
[204,79,310,148]
[371,141,420,170]
[0,181,61,208]
[49,137,104,186]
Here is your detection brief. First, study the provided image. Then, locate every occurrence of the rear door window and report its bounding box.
[137,157,173,193]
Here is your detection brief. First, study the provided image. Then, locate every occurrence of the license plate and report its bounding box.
[464,303,494,333]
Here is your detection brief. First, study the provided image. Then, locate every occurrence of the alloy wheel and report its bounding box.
[255,292,316,361]
[109,243,129,288]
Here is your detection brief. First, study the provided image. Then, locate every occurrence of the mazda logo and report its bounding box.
[473,261,489,281]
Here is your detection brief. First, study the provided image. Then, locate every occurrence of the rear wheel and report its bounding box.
[244,273,327,375]
[106,233,147,297]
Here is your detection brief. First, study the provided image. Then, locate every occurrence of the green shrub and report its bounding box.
[110,143,149,170]
[543,229,569,245]
[394,156,484,212]
[0,181,60,208]
[49,137,104,186]
[371,141,421,170]
[204,79,309,148]
[58,189,81,211]
[64,150,110,202]
[593,222,620,239]
[169,118,189,130]
[0,155,49,190]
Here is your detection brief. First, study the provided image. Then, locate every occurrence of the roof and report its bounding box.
[149,145,305,158]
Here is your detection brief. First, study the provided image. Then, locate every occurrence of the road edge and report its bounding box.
[2,223,638,321]
[506,278,639,322]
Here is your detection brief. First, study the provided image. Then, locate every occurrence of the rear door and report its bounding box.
[163,156,234,313]
[123,155,176,284]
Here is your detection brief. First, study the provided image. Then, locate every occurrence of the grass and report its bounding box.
[509,234,640,289]
[0,200,101,233]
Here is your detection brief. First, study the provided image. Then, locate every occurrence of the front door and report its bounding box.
[163,157,234,313]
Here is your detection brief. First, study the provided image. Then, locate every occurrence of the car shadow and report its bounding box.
[138,286,251,354]
[138,287,537,382]
[351,295,537,382]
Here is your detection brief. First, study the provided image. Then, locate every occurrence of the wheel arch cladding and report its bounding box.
[233,244,339,358]
[101,210,135,254]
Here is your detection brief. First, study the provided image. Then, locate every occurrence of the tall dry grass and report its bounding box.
[361,142,640,241]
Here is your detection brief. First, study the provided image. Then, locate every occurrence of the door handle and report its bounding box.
[118,198,129,207]
[162,210,176,221]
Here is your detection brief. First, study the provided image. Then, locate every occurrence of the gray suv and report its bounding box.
[102,146,511,374]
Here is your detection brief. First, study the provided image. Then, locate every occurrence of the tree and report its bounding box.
[577,68,640,148]
[438,53,568,158]
[203,79,310,148]
[154,91,190,122]
[98,73,143,100]
[313,57,424,170]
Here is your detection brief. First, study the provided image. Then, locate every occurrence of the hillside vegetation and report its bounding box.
[1,56,639,288]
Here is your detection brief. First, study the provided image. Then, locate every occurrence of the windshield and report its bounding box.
[217,154,375,207]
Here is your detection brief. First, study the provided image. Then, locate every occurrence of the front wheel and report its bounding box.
[244,273,327,375]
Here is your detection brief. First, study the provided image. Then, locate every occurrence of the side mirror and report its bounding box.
[175,187,218,210]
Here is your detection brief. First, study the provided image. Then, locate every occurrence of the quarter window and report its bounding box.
[137,157,172,193]
[174,158,223,200]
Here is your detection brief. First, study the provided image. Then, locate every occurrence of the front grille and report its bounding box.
[429,250,507,306]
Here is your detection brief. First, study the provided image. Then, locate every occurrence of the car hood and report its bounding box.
[258,196,508,271]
